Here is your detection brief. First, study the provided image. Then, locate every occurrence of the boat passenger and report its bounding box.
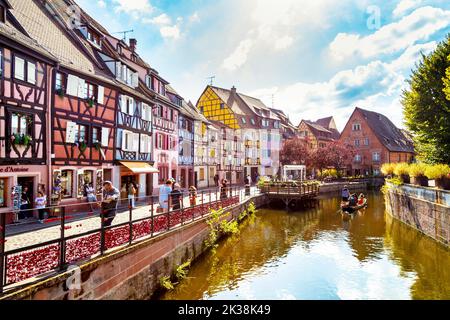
[357,194,366,206]
[348,194,357,206]
[341,187,350,202]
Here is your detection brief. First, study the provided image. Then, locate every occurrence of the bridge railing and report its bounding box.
[259,183,320,196]
[0,186,260,294]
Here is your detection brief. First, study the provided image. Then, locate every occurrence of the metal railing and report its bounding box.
[0,186,260,294]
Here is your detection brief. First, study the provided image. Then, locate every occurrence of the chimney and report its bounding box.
[231,86,237,94]
[129,38,137,52]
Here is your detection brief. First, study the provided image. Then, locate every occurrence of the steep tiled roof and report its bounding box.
[208,86,283,130]
[0,18,55,60]
[8,0,97,75]
[356,107,414,153]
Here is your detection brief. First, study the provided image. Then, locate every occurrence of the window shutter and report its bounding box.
[27,62,36,84]
[129,97,135,115]
[97,86,104,104]
[133,133,139,152]
[77,77,86,98]
[116,62,122,80]
[121,131,128,151]
[122,65,127,82]
[66,74,79,96]
[14,57,25,81]
[101,127,109,147]
[131,72,139,88]
[120,95,127,113]
[66,121,78,144]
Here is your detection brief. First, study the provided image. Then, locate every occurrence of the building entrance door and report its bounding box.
[17,177,34,219]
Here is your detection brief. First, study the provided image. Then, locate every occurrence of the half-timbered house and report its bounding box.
[0,0,55,223]
[48,0,157,200]
[5,0,122,213]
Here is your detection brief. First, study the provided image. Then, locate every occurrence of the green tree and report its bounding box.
[402,35,450,164]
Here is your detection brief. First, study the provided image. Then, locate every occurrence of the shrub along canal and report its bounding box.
[159,191,450,300]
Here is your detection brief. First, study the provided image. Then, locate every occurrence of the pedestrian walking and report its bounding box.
[35,191,47,224]
[220,179,228,200]
[170,184,182,211]
[214,174,220,187]
[127,182,137,208]
[101,181,120,227]
[20,186,32,219]
[189,186,197,207]
[84,182,97,215]
[159,180,173,213]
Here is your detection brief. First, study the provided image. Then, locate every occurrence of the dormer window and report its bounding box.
[80,26,101,47]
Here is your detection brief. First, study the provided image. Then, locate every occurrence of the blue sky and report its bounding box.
[77,0,450,130]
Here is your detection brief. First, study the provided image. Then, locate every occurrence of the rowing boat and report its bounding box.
[341,198,368,214]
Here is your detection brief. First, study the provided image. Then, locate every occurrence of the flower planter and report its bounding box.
[411,176,429,187]
[435,177,450,190]
[400,174,410,184]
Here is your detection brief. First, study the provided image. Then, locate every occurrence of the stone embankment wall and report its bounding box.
[384,183,450,247]
[1,195,268,300]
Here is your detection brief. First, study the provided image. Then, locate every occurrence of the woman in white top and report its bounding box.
[35,191,47,224]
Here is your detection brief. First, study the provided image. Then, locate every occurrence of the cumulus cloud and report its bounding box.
[222,0,343,71]
[142,13,183,40]
[189,12,200,23]
[222,39,255,71]
[248,40,437,130]
[143,13,172,26]
[329,6,450,60]
[160,25,181,40]
[393,0,423,17]
[97,0,106,8]
[112,0,154,17]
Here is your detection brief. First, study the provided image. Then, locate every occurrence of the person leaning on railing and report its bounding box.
[101,181,120,227]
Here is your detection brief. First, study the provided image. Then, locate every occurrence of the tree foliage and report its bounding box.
[402,35,450,164]
[325,141,356,171]
[280,137,310,166]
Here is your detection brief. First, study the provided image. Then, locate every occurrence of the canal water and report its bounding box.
[159,192,450,300]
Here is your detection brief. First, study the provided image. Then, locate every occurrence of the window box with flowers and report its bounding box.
[11,133,33,146]
[56,87,65,98]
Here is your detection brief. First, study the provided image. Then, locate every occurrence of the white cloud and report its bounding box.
[393,0,423,17]
[113,0,153,17]
[222,0,343,71]
[189,12,200,23]
[160,25,181,40]
[329,6,450,60]
[143,13,172,26]
[248,42,434,130]
[222,39,255,71]
[97,0,106,8]
[274,36,294,51]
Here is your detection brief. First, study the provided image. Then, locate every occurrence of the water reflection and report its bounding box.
[159,192,450,300]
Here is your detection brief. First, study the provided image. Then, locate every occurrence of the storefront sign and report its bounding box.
[0,167,30,173]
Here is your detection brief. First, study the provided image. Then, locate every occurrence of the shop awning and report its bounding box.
[120,162,159,174]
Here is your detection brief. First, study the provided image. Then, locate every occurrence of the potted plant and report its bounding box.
[93,141,102,151]
[381,163,395,177]
[56,87,65,98]
[393,162,410,184]
[79,140,87,153]
[408,163,429,187]
[425,164,450,190]
[86,97,96,108]
[11,133,32,146]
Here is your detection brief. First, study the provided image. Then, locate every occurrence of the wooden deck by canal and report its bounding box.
[259,183,320,210]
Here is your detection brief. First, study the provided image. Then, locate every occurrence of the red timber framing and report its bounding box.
[0,45,53,165]
[51,69,116,167]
